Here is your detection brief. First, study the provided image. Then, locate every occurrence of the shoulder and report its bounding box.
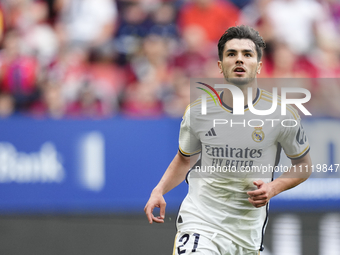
[183,97,201,119]
[183,90,224,119]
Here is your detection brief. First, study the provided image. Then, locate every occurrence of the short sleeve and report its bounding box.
[178,107,201,157]
[277,110,310,160]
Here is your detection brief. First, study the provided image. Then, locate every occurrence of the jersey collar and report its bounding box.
[219,88,260,112]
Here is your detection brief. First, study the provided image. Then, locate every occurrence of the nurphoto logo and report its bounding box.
[197,82,312,116]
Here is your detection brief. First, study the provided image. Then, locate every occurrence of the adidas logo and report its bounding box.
[205,128,216,136]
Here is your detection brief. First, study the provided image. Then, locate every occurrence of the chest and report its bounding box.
[197,116,280,150]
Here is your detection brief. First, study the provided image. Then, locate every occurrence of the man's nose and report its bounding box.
[236,54,244,64]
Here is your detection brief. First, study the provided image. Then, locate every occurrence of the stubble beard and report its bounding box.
[223,70,256,86]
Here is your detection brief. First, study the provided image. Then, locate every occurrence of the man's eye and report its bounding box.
[228,53,235,56]
[245,53,251,57]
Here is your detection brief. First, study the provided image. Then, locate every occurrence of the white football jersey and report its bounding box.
[177,88,310,251]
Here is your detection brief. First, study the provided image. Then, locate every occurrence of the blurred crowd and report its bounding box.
[0,0,340,119]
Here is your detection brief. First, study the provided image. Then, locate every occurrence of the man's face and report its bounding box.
[218,39,262,86]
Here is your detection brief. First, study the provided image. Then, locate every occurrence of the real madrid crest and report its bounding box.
[252,127,265,143]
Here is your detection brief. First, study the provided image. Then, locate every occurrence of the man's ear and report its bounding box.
[257,61,263,74]
[218,61,223,73]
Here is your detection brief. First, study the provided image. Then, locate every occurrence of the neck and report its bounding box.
[222,80,258,108]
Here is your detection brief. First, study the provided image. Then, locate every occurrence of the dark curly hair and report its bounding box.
[218,25,266,62]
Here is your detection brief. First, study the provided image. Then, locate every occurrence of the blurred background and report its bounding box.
[0,0,339,254]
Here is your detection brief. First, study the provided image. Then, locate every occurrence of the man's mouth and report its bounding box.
[234,67,246,74]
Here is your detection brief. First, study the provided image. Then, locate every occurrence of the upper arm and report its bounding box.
[291,151,312,166]
[178,107,201,157]
[277,110,310,161]
[177,150,200,169]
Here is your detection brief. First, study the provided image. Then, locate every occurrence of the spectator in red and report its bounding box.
[260,42,317,78]
[121,81,163,118]
[0,30,40,112]
[87,47,125,115]
[29,81,66,119]
[310,39,340,78]
[174,25,213,77]
[66,81,107,119]
[48,46,89,104]
[177,0,240,44]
